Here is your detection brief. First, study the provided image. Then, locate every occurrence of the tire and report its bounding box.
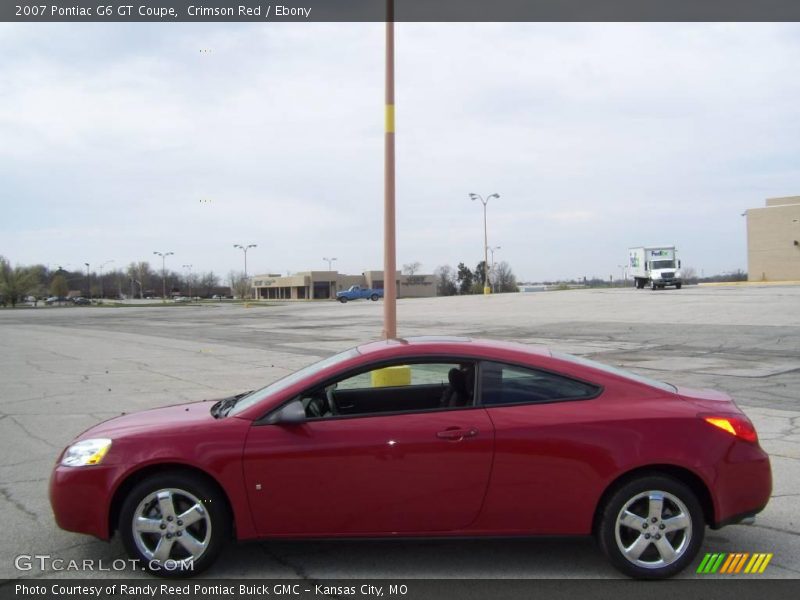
[338,297,347,303]
[596,475,704,579]
[370,294,379,301]
[119,472,229,577]
[676,283,682,290]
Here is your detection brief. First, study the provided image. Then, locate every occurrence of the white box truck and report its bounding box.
[628,246,683,290]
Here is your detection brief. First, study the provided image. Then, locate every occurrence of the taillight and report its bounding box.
[703,415,758,443]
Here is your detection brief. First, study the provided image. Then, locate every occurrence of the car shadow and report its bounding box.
[211,537,614,579]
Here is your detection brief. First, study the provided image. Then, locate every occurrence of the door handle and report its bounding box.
[436,427,479,441]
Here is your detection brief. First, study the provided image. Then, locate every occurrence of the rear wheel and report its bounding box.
[597,475,704,579]
[119,472,229,577]
[676,283,682,289]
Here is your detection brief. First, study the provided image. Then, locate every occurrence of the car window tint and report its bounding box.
[480,361,599,406]
[303,361,476,419]
[337,363,458,390]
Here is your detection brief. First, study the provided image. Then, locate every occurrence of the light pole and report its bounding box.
[98,260,114,299]
[153,251,174,302]
[233,244,257,300]
[383,0,397,339]
[84,263,90,299]
[323,257,338,299]
[489,246,501,292]
[182,264,193,298]
[617,264,628,287]
[469,192,500,294]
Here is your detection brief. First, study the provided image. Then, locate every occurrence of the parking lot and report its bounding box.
[1,284,799,579]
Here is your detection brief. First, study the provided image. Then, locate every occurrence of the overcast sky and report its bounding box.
[1,22,798,281]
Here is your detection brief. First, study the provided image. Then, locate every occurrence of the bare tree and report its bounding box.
[434,265,457,296]
[403,261,424,285]
[493,261,518,293]
[199,272,219,297]
[229,271,251,300]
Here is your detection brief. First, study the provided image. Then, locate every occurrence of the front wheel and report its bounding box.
[676,283,682,289]
[370,294,379,301]
[119,472,229,577]
[338,297,348,303]
[597,475,704,579]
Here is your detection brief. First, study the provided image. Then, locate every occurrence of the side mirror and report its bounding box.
[265,399,306,425]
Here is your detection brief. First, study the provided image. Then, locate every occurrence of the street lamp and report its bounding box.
[153,251,174,302]
[469,192,500,294]
[489,246,501,292]
[617,264,628,287]
[98,260,114,299]
[234,244,257,300]
[323,257,338,299]
[182,264,193,298]
[84,263,90,299]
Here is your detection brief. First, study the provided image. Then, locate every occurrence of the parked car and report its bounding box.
[45,296,69,305]
[49,337,771,578]
[72,297,91,305]
[173,296,191,303]
[336,285,384,303]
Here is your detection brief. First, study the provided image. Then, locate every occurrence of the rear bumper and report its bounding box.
[711,441,772,528]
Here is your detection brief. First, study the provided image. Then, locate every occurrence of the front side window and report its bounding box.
[480,361,600,406]
[227,348,360,417]
[299,361,476,419]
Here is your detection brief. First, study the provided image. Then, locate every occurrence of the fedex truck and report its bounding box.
[628,246,683,290]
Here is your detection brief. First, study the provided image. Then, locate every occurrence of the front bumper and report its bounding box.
[49,464,122,540]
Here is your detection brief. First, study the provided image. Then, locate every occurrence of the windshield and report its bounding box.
[650,260,675,270]
[226,347,361,417]
[552,352,677,393]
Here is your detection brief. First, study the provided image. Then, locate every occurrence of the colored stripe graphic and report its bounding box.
[720,554,736,573]
[699,552,772,574]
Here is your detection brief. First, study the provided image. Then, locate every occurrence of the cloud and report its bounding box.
[1,22,798,280]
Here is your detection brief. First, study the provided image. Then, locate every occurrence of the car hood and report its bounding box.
[76,399,219,440]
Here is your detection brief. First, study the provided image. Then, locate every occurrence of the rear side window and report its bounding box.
[480,361,600,406]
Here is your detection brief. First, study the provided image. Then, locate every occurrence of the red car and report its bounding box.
[49,337,771,578]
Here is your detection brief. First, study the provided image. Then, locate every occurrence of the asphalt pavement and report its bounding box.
[1,284,798,579]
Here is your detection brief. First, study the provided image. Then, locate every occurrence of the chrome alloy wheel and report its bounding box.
[614,490,692,569]
[132,488,211,564]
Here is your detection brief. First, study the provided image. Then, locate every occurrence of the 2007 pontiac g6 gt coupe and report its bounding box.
[50,337,771,578]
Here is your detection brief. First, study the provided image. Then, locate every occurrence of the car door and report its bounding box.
[242,361,494,536]
[474,360,609,535]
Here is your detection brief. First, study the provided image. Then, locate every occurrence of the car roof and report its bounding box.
[356,336,552,359]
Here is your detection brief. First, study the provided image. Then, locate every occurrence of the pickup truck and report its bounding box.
[336,285,384,303]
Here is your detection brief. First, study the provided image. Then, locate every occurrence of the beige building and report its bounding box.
[251,270,436,300]
[745,196,800,281]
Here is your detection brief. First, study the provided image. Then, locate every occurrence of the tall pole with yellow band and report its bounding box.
[383,0,397,339]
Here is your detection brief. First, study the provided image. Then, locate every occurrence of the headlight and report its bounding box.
[60,438,112,467]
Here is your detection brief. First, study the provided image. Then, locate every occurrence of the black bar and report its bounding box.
[3,580,800,600]
[3,0,800,23]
